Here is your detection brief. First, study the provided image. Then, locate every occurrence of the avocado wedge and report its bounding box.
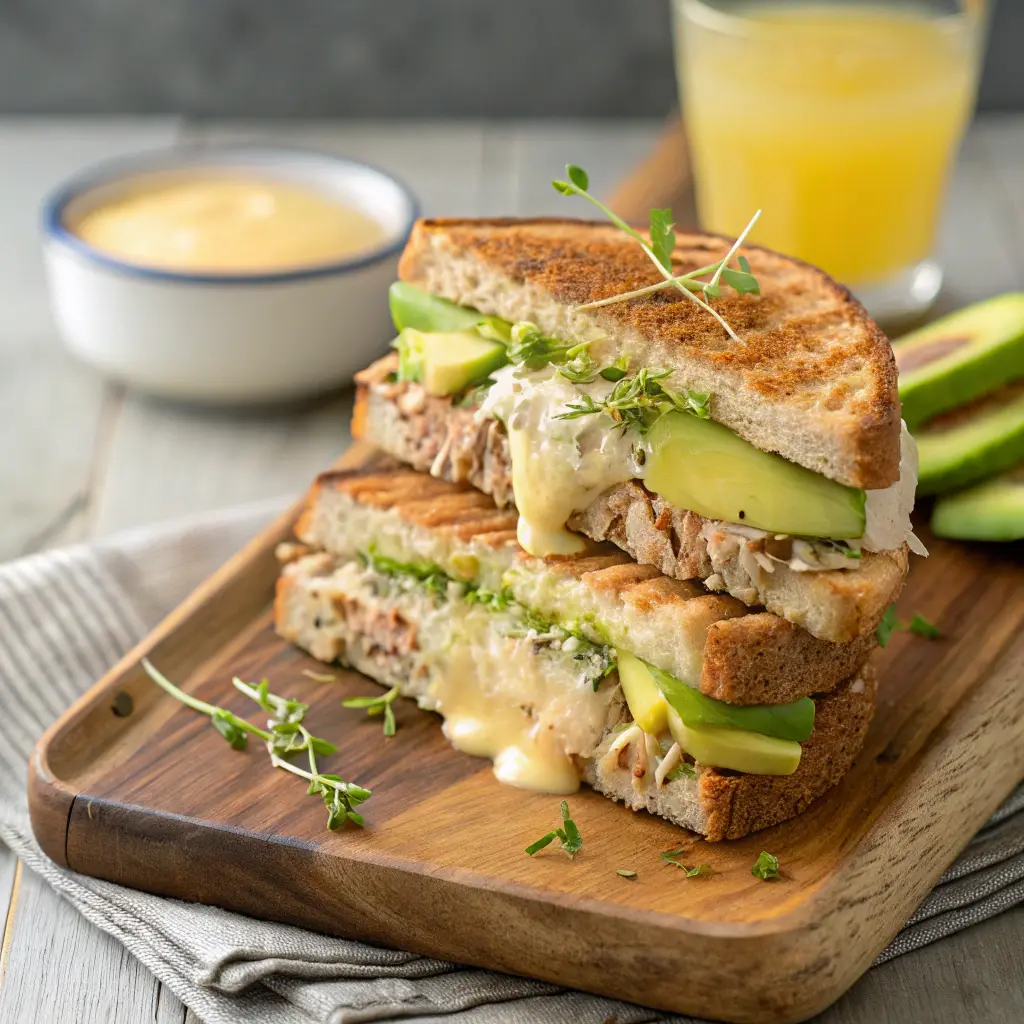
[894,293,1024,429]
[932,466,1024,542]
[389,282,512,341]
[916,381,1024,496]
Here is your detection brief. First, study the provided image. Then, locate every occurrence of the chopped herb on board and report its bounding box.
[751,850,780,880]
[617,869,638,879]
[342,685,401,736]
[877,605,942,647]
[661,848,713,877]
[526,800,583,858]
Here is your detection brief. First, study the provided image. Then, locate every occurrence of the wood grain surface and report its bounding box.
[27,440,1024,1024]
[6,116,1024,1024]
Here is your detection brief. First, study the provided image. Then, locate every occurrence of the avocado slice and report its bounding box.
[616,650,670,734]
[931,466,1024,542]
[393,328,508,397]
[643,411,866,539]
[616,652,815,742]
[916,382,1024,495]
[894,293,1024,429]
[667,714,802,776]
[389,282,512,341]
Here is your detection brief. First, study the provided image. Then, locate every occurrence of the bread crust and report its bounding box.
[398,217,900,489]
[699,664,878,841]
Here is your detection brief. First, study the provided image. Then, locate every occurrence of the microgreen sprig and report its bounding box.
[557,365,711,434]
[507,321,593,371]
[876,606,942,647]
[342,685,401,737]
[140,659,370,830]
[525,800,583,857]
[552,165,760,343]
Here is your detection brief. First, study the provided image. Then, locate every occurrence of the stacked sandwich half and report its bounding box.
[276,213,922,840]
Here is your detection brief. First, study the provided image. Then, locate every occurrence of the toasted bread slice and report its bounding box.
[275,550,877,841]
[292,452,875,704]
[354,369,908,643]
[398,217,900,489]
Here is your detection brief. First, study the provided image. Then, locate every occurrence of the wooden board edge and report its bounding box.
[789,631,1024,1018]
[26,496,304,852]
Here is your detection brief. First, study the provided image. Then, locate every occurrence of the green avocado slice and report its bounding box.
[931,466,1024,542]
[894,293,1024,429]
[389,282,512,341]
[393,328,508,397]
[646,662,815,743]
[644,411,866,539]
[916,382,1024,496]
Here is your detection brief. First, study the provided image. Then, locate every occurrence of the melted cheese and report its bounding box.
[483,366,640,558]
[483,363,922,558]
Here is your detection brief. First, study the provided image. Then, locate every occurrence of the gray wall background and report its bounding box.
[0,1,1020,118]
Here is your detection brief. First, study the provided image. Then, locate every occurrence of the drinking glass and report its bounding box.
[672,0,989,324]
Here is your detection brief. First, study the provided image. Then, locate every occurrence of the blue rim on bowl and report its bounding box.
[42,144,421,286]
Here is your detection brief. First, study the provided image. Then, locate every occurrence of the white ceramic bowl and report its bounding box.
[42,146,418,403]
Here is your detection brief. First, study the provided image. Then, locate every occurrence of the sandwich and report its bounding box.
[352,215,926,643]
[275,454,877,841]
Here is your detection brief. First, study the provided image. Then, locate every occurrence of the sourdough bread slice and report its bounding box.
[398,217,900,489]
[353,370,908,644]
[295,452,875,704]
[275,550,877,842]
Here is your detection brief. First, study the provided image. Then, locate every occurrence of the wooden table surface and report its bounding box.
[1,116,1023,1024]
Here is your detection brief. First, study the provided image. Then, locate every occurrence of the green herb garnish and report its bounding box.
[140,659,370,830]
[507,321,591,370]
[666,760,698,781]
[557,365,711,434]
[552,165,761,343]
[908,613,941,639]
[877,605,942,647]
[526,800,583,858]
[616,869,637,879]
[660,848,712,877]
[751,850,780,880]
[342,685,401,737]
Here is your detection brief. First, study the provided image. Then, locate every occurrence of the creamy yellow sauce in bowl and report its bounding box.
[70,175,388,275]
[43,147,418,402]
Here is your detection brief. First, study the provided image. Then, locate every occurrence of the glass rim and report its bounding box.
[675,0,983,36]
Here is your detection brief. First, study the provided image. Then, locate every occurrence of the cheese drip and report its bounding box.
[483,366,640,558]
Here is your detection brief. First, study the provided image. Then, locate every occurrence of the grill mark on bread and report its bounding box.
[398,217,900,488]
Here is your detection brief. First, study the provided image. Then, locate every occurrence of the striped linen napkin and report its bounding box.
[1,501,1023,1024]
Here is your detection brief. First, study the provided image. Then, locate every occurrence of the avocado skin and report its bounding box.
[895,294,1024,430]
[916,382,1024,496]
[932,468,1024,542]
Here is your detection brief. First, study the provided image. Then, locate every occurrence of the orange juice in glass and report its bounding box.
[672,0,988,323]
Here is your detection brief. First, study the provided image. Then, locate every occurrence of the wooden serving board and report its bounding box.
[28,442,1024,1024]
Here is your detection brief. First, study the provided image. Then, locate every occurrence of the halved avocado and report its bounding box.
[644,412,866,539]
[916,381,1024,495]
[894,293,1024,429]
[931,466,1024,542]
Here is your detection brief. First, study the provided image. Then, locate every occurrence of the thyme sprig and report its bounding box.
[552,165,760,343]
[140,659,370,830]
[557,366,711,434]
[342,685,401,737]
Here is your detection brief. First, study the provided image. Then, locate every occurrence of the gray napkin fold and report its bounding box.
[1,501,1022,1024]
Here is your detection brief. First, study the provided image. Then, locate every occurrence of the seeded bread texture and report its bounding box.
[397,217,900,489]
